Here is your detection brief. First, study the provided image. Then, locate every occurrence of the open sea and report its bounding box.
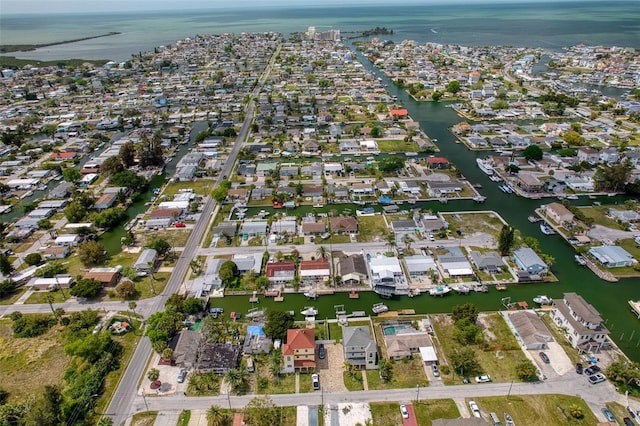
[1,1,640,62]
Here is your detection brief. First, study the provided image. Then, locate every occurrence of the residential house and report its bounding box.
[265,262,296,284]
[338,254,368,285]
[427,181,462,197]
[468,251,505,273]
[330,216,358,234]
[299,259,330,283]
[240,221,268,237]
[516,173,543,193]
[271,219,297,235]
[134,249,158,273]
[384,327,434,360]
[588,245,638,268]
[196,342,242,374]
[391,219,417,233]
[577,147,600,164]
[425,157,449,170]
[544,202,574,225]
[43,245,71,260]
[342,326,378,370]
[438,248,474,277]
[84,267,121,287]
[282,328,316,373]
[608,209,640,223]
[54,234,82,247]
[94,193,118,211]
[369,255,409,296]
[512,247,547,276]
[505,310,553,350]
[552,292,609,352]
[28,275,74,291]
[565,175,594,192]
[301,222,326,235]
[421,215,446,232]
[49,181,74,199]
[403,255,437,278]
[256,162,277,177]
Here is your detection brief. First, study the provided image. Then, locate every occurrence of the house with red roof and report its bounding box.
[50,152,77,160]
[282,328,316,373]
[299,259,330,283]
[425,157,450,170]
[265,261,296,284]
[389,109,408,119]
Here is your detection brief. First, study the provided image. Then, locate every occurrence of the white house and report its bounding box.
[552,292,609,352]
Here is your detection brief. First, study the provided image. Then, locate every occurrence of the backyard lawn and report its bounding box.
[366,355,427,390]
[413,399,460,425]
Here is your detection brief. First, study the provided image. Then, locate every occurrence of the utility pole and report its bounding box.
[140,389,149,412]
[416,384,420,402]
[507,379,514,400]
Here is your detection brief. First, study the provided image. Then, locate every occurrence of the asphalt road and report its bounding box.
[105,44,280,426]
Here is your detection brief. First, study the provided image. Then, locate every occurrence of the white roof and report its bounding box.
[369,255,402,274]
[419,346,438,362]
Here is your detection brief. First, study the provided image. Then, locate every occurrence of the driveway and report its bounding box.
[318,343,347,392]
[587,224,636,242]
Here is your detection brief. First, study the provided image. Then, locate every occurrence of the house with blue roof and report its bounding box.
[588,245,638,268]
[512,247,548,276]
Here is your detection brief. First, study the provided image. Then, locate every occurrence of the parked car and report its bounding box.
[175,222,186,228]
[627,406,637,419]
[312,373,320,390]
[539,352,550,364]
[177,369,187,384]
[623,417,636,426]
[575,363,583,374]
[468,400,481,418]
[432,364,440,377]
[602,408,616,423]
[318,343,326,360]
[400,404,409,419]
[475,375,492,383]
[585,365,601,376]
[588,373,606,384]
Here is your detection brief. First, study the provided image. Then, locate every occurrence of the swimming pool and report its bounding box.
[383,325,409,336]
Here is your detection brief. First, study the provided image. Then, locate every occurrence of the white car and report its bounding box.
[468,400,481,418]
[400,404,409,419]
[312,373,320,390]
[475,375,492,383]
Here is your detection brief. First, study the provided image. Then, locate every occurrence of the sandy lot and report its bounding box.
[317,342,347,392]
[323,403,372,426]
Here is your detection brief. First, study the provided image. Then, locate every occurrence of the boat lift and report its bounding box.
[334,304,346,315]
[501,297,516,310]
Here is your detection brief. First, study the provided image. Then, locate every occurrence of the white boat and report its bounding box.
[566,195,579,200]
[473,196,486,203]
[406,152,418,156]
[533,295,553,305]
[372,303,389,314]
[453,284,470,294]
[246,308,266,318]
[303,291,318,299]
[472,284,489,293]
[301,306,318,316]
[429,285,452,296]
[575,255,587,266]
[489,175,502,182]
[476,158,494,176]
[540,223,555,235]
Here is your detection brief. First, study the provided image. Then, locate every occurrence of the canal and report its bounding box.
[217,45,640,363]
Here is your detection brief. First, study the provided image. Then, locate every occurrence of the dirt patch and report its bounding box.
[324,403,372,426]
[318,343,347,392]
[477,313,496,341]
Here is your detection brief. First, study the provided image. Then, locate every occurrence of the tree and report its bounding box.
[111,170,148,191]
[567,404,584,419]
[0,254,14,276]
[24,252,42,266]
[449,346,481,376]
[431,90,442,101]
[224,367,247,394]
[452,303,479,324]
[522,144,543,161]
[62,168,81,183]
[245,396,280,426]
[183,297,204,315]
[218,261,239,286]
[264,310,295,341]
[206,405,229,426]
[70,278,103,299]
[379,358,393,382]
[561,130,585,146]
[162,347,174,361]
[515,359,539,382]
[77,240,108,266]
[147,368,160,382]
[115,280,136,299]
[100,156,125,176]
[378,156,405,172]
[119,141,136,167]
[370,126,383,138]
[498,225,515,256]
[0,279,16,298]
[596,160,633,192]
[65,333,121,363]
[452,318,483,345]
[146,236,172,256]
[94,207,127,229]
[97,418,114,426]
[605,360,640,389]
[446,80,461,94]
[64,201,87,222]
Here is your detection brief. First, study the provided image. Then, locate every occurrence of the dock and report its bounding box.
[629,300,640,319]
[377,309,416,318]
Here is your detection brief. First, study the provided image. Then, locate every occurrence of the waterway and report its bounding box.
[215,44,640,362]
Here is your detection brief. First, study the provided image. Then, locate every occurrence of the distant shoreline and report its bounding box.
[0,32,121,53]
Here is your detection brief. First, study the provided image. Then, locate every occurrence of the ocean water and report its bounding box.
[1,1,640,62]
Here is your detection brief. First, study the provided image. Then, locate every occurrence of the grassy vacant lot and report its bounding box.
[256,371,296,395]
[432,313,528,384]
[163,179,216,196]
[343,370,365,391]
[356,215,388,243]
[299,373,315,393]
[442,211,506,239]
[25,288,70,304]
[413,399,460,425]
[577,205,627,230]
[370,402,403,426]
[366,355,427,390]
[376,139,420,153]
[474,394,598,425]
[0,319,70,403]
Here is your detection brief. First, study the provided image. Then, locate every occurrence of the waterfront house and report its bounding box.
[330,216,358,234]
[94,193,118,211]
[505,310,553,350]
[391,219,417,233]
[369,254,409,296]
[468,251,505,273]
[301,222,326,235]
[240,221,268,237]
[516,173,543,193]
[54,234,82,247]
[544,202,574,225]
[588,245,638,268]
[299,259,330,283]
[338,254,368,285]
[403,255,437,278]
[282,328,316,373]
[552,292,609,352]
[196,342,241,374]
[384,328,434,360]
[265,261,296,284]
[343,326,378,369]
[512,247,547,276]
[438,248,474,277]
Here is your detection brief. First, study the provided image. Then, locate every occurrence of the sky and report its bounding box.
[1,0,595,15]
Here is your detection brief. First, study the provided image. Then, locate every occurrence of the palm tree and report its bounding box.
[317,246,326,259]
[206,405,228,426]
[128,301,137,325]
[224,368,242,394]
[45,294,56,316]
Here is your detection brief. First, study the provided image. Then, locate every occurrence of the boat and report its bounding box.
[489,175,502,182]
[453,284,470,294]
[476,158,494,176]
[499,185,511,193]
[472,183,483,189]
[575,254,587,266]
[473,196,487,203]
[495,284,507,291]
[528,215,541,223]
[303,291,318,300]
[566,195,579,200]
[540,223,556,235]
[406,151,418,156]
[472,284,489,293]
[301,306,318,316]
[533,295,553,305]
[429,285,452,297]
[504,412,515,426]
[372,303,389,314]
[349,290,360,299]
[246,308,266,319]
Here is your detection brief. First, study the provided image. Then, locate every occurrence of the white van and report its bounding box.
[246,356,255,373]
